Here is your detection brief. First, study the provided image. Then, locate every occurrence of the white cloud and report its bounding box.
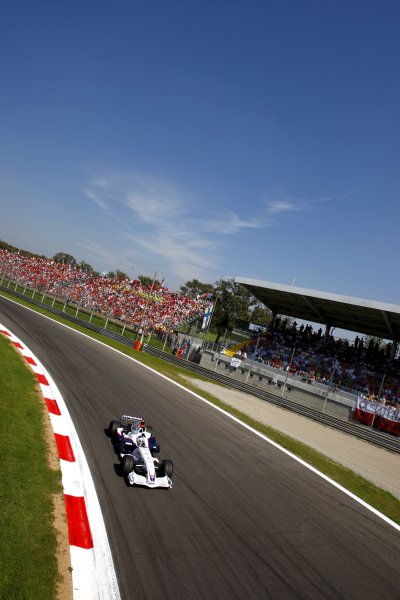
[74,240,120,267]
[82,172,335,285]
[266,199,298,214]
[207,210,263,234]
[83,170,267,282]
[83,188,109,210]
[264,191,344,217]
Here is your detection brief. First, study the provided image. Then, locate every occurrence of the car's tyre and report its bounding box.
[161,459,173,478]
[108,420,121,437]
[146,425,153,434]
[121,454,134,477]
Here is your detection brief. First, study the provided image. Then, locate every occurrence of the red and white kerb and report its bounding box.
[0,324,120,600]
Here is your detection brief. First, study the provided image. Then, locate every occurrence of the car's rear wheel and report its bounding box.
[160,459,173,478]
[121,454,134,477]
[108,420,121,437]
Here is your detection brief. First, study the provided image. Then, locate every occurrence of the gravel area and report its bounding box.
[182,376,400,501]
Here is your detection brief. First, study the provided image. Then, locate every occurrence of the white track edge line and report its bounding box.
[2,294,400,533]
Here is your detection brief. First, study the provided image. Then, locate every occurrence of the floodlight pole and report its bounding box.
[204,279,223,348]
[136,272,157,343]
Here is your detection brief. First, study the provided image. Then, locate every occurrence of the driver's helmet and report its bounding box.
[130,422,145,435]
[137,435,147,448]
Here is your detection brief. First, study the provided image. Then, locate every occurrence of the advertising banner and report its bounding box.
[353,397,400,436]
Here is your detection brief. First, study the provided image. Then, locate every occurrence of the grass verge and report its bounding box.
[1,288,400,528]
[0,333,62,600]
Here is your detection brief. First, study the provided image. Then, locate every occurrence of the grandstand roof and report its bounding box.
[235,277,400,342]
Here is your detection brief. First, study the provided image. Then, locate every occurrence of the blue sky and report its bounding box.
[1,0,399,303]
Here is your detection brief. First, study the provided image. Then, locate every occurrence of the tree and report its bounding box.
[0,240,39,258]
[53,252,77,266]
[250,303,273,327]
[179,279,214,299]
[179,277,272,341]
[211,278,255,343]
[78,260,94,273]
[138,274,162,288]
[115,270,128,280]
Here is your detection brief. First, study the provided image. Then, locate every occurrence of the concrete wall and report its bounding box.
[200,350,355,421]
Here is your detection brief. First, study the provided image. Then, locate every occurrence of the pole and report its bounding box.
[147,325,156,346]
[370,403,377,429]
[323,358,337,413]
[253,335,261,359]
[214,346,222,371]
[137,272,157,343]
[245,335,262,382]
[203,279,223,344]
[204,299,217,342]
[162,330,168,352]
[281,345,296,397]
[378,373,386,401]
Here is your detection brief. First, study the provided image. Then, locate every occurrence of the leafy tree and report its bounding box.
[138,274,162,288]
[0,240,39,258]
[250,303,273,327]
[78,260,94,273]
[105,271,116,279]
[116,269,128,280]
[211,278,255,343]
[0,240,19,253]
[179,279,214,299]
[53,252,77,266]
[179,277,272,341]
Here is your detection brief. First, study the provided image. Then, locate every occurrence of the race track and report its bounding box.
[1,296,399,600]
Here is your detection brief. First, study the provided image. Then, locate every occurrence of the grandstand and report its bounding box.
[0,247,398,434]
[230,277,400,425]
[235,277,400,352]
[0,249,209,333]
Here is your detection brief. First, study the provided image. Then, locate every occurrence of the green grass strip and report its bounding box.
[0,334,62,600]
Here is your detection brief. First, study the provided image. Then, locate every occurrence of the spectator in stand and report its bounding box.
[2,248,400,406]
[0,249,209,334]
[243,315,400,406]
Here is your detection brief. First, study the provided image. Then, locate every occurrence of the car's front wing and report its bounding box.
[127,471,172,489]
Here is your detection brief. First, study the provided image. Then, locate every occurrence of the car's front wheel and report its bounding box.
[160,459,173,478]
[121,454,134,477]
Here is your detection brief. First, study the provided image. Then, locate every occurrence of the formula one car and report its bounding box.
[108,415,173,489]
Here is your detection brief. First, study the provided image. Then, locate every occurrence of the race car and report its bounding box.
[108,415,173,489]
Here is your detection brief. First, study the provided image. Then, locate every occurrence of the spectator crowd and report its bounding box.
[2,248,400,410]
[0,249,210,334]
[242,317,400,408]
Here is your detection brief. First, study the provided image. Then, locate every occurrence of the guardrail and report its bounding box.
[143,345,400,455]
[2,283,399,454]
[0,283,135,346]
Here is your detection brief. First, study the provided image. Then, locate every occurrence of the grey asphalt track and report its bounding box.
[1,296,399,600]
